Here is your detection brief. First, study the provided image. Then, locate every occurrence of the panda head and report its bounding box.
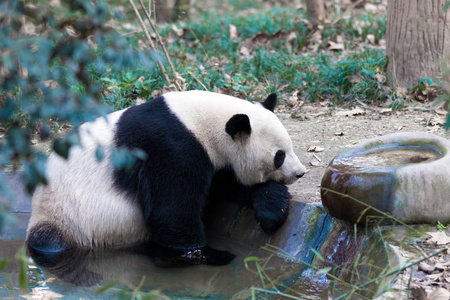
[225,93,306,186]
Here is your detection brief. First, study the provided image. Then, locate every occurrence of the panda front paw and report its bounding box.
[252,181,290,234]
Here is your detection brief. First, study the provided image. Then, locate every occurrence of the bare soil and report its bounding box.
[282,104,450,204]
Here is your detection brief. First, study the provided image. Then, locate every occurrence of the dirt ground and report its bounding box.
[281,104,450,204]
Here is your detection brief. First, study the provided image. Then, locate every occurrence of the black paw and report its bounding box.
[152,244,235,267]
[200,245,236,266]
[252,181,290,233]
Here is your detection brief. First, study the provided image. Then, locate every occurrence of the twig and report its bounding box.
[312,152,322,162]
[187,71,208,91]
[137,0,183,91]
[128,0,171,85]
[188,27,209,59]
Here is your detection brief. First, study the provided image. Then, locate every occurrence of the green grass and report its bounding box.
[95,4,392,107]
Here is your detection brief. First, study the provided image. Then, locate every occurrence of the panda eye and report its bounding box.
[274,150,286,169]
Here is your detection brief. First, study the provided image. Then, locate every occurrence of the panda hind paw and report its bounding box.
[154,245,235,267]
[26,223,70,253]
[199,245,236,266]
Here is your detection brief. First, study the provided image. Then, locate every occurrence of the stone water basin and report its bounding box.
[321,132,450,224]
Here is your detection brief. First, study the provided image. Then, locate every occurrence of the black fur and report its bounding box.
[261,93,278,112]
[26,223,70,253]
[225,114,251,140]
[114,96,214,251]
[113,97,290,264]
[274,150,286,169]
[208,169,290,233]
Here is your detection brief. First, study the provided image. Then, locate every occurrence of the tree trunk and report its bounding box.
[386,0,450,88]
[305,0,327,25]
[173,0,190,21]
[154,0,171,22]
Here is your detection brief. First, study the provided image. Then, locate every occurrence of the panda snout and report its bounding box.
[296,172,305,179]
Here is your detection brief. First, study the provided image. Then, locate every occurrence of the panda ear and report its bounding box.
[225,114,251,140]
[261,93,277,112]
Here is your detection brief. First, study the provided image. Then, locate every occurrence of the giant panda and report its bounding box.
[26,90,306,266]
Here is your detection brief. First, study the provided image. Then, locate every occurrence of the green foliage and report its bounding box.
[437,221,447,231]
[147,7,388,103]
[111,147,148,171]
[15,247,29,292]
[91,4,390,106]
[412,77,435,93]
[0,0,157,204]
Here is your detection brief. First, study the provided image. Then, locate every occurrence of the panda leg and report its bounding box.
[209,170,290,233]
[249,181,290,233]
[147,193,235,266]
[26,223,71,253]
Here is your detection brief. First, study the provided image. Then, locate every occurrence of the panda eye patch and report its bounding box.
[274,150,286,169]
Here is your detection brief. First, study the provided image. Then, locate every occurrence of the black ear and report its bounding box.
[261,93,277,112]
[225,114,251,140]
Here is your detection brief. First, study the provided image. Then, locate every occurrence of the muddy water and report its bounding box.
[334,146,442,170]
[0,202,331,299]
[0,239,328,299]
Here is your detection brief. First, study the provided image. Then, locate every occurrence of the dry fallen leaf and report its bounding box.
[395,87,408,98]
[328,41,345,51]
[435,260,450,270]
[335,107,366,117]
[239,46,251,57]
[418,261,436,273]
[309,31,322,45]
[287,32,297,43]
[379,108,392,114]
[364,3,379,12]
[424,117,446,126]
[425,287,450,300]
[309,160,321,166]
[172,24,184,37]
[135,97,145,105]
[41,80,60,89]
[374,73,386,83]
[286,90,300,106]
[346,76,361,84]
[229,24,238,42]
[425,273,443,281]
[366,34,375,44]
[425,231,450,245]
[307,146,325,152]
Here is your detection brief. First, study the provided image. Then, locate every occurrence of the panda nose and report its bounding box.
[296,172,305,179]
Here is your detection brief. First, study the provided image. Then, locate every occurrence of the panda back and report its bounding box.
[27,108,150,248]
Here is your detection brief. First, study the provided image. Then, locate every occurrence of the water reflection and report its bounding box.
[26,240,319,299]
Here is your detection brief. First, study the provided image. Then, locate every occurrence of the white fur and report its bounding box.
[28,109,149,247]
[165,90,306,186]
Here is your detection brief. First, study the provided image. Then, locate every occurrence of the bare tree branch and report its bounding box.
[138,0,184,90]
[128,0,172,87]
